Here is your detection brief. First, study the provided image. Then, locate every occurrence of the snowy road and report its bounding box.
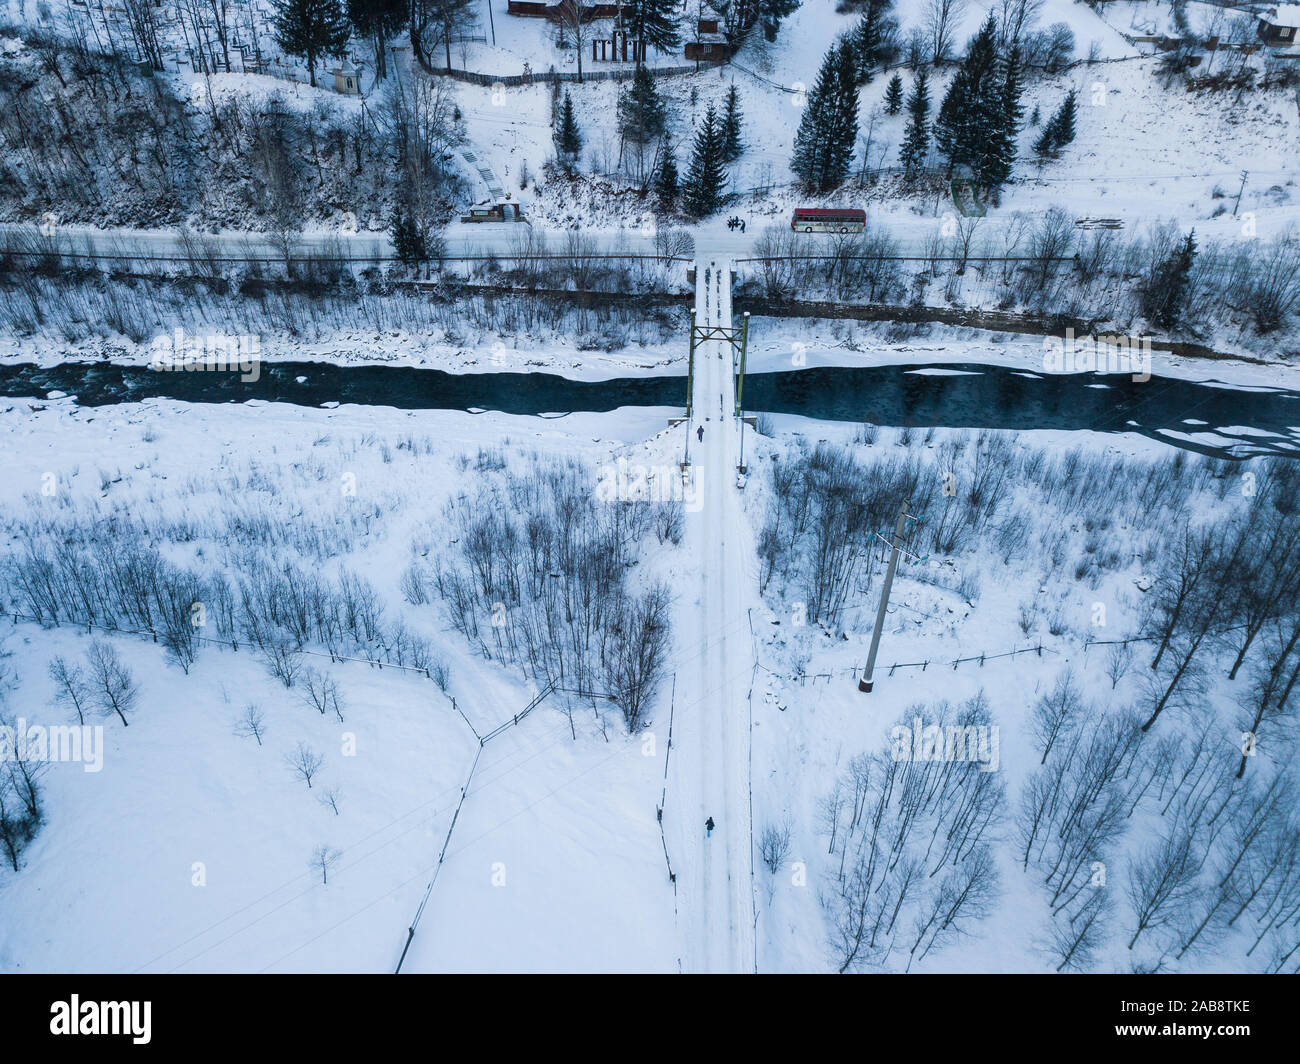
[3,206,1289,265]
[666,255,758,974]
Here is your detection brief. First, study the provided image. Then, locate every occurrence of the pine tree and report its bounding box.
[1033,90,1077,159]
[933,14,997,176]
[618,63,667,184]
[555,91,583,169]
[625,0,681,57]
[682,103,729,218]
[618,63,667,149]
[932,14,1021,194]
[884,72,904,114]
[390,206,428,265]
[985,43,1023,192]
[760,0,802,43]
[850,0,896,84]
[790,39,859,192]
[1052,89,1076,145]
[273,0,350,87]
[1143,231,1197,329]
[721,84,746,162]
[655,147,679,209]
[898,67,930,173]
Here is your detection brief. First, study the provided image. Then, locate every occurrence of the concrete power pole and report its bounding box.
[859,500,914,694]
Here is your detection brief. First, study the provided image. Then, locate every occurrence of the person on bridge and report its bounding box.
[697,425,704,443]
[705,816,715,837]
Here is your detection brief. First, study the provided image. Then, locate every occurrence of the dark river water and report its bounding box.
[3,361,1297,459]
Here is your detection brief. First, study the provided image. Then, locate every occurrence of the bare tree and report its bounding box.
[310,843,342,884]
[1050,889,1110,971]
[234,703,267,746]
[759,820,792,874]
[924,0,968,65]
[318,787,342,815]
[48,656,92,725]
[1106,641,1133,690]
[1030,667,1082,764]
[286,741,324,788]
[85,640,139,727]
[1127,818,1204,950]
[300,667,344,721]
[262,638,304,689]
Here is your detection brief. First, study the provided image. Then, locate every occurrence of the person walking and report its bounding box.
[697,424,704,443]
[705,816,715,837]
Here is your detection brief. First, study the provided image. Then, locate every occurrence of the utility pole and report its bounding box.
[1233,170,1248,217]
[686,309,697,419]
[859,500,914,694]
[733,312,749,417]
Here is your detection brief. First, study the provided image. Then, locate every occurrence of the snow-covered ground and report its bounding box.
[2,0,1298,977]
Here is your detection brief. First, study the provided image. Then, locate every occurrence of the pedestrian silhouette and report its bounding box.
[706,816,715,837]
[697,425,704,442]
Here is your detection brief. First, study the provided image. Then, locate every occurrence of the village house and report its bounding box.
[685,14,732,62]
[1258,5,1300,46]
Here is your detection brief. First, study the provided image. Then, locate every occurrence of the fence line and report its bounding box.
[656,673,678,898]
[395,678,557,972]
[421,61,706,87]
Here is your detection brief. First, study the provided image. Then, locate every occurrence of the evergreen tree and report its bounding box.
[618,63,667,157]
[933,14,997,174]
[273,0,351,87]
[682,103,729,218]
[898,67,930,173]
[721,84,746,162]
[390,206,428,265]
[760,0,801,42]
[1033,90,1077,158]
[850,0,896,84]
[1143,231,1197,329]
[625,0,681,56]
[1052,88,1076,145]
[985,43,1023,192]
[555,91,583,169]
[655,147,679,209]
[933,14,1021,194]
[883,72,904,114]
[790,39,859,192]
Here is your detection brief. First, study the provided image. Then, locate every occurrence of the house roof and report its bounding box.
[1267,5,1300,26]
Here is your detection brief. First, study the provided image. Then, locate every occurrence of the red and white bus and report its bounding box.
[791,207,867,234]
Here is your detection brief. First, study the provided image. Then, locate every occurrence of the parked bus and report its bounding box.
[791,207,867,234]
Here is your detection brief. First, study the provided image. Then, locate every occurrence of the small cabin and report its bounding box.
[460,201,527,224]
[1258,5,1300,45]
[686,18,731,61]
[333,64,361,95]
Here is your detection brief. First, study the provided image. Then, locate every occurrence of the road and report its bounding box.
[667,255,757,973]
